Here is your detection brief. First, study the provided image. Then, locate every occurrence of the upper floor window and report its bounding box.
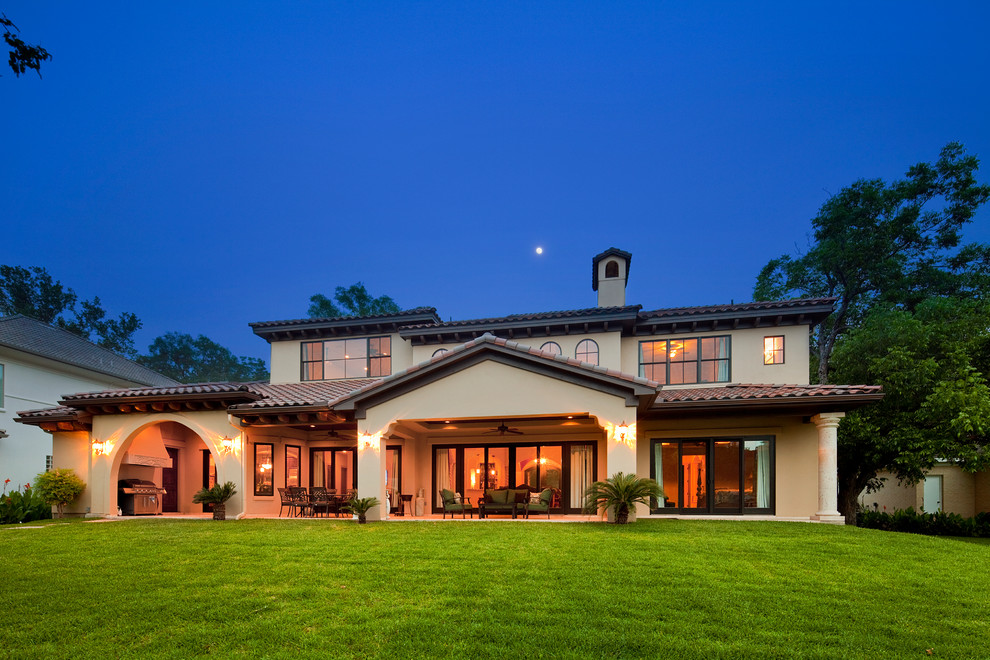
[639,336,730,385]
[605,260,619,278]
[576,339,599,365]
[540,341,562,356]
[764,336,784,365]
[301,337,391,380]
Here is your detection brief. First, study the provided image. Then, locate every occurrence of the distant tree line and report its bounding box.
[0,265,268,383]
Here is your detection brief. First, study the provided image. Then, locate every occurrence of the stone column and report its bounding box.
[811,412,845,523]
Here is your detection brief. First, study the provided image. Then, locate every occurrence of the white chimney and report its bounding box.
[592,248,631,307]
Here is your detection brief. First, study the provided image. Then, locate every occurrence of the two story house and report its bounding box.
[17,249,881,521]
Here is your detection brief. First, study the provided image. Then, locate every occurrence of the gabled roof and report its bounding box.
[249,308,442,343]
[0,315,178,387]
[592,247,632,291]
[328,332,659,416]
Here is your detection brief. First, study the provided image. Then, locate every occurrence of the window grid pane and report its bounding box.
[302,337,392,381]
[639,336,730,384]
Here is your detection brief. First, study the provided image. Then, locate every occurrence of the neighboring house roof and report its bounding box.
[0,315,178,387]
[249,308,442,342]
[592,247,632,291]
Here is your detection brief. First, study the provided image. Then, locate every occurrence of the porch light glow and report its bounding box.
[219,436,235,454]
[92,439,112,456]
[612,422,636,449]
[359,432,381,453]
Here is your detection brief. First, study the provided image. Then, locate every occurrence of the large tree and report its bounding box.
[831,298,990,519]
[754,142,990,383]
[138,332,269,384]
[308,282,401,318]
[0,265,142,357]
[2,13,51,77]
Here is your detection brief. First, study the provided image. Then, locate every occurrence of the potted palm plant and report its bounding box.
[583,472,662,524]
[344,495,380,524]
[192,481,237,520]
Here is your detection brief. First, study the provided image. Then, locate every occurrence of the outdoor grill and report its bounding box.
[118,478,165,516]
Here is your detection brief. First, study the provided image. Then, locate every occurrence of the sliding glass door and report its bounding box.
[310,448,357,492]
[651,437,773,514]
[434,442,596,514]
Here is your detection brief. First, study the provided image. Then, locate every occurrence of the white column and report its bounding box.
[356,420,387,521]
[811,412,845,523]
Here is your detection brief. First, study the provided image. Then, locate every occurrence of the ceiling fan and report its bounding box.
[483,420,524,436]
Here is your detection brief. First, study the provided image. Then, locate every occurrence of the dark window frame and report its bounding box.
[285,444,302,488]
[540,341,562,355]
[308,447,358,492]
[575,339,599,365]
[648,436,775,515]
[638,335,731,385]
[301,336,392,381]
[432,348,448,358]
[254,442,275,497]
[604,260,619,278]
[764,335,785,365]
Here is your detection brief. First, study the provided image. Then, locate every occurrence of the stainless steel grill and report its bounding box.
[118,479,165,515]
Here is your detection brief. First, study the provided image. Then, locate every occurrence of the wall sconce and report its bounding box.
[613,422,636,449]
[359,432,381,452]
[92,440,112,456]
[219,436,234,454]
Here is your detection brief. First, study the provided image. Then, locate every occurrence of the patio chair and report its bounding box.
[524,488,553,519]
[277,488,296,518]
[290,486,312,517]
[309,487,331,517]
[439,489,473,519]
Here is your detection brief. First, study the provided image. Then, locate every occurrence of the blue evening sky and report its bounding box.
[4,2,989,363]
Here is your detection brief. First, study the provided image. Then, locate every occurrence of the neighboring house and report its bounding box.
[860,465,990,517]
[0,315,178,489]
[17,248,882,522]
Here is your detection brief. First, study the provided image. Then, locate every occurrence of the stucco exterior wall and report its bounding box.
[410,331,624,370]
[620,325,811,386]
[1,347,143,489]
[860,465,988,517]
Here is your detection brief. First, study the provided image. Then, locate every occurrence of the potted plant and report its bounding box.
[344,495,380,524]
[192,481,237,520]
[583,472,662,524]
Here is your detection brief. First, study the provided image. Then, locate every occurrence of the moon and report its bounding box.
[535,246,543,255]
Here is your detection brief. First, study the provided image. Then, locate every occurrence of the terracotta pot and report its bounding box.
[212,504,226,521]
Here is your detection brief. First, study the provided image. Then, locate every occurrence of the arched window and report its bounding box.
[540,341,562,356]
[605,260,619,278]
[576,339,599,365]
[432,348,449,358]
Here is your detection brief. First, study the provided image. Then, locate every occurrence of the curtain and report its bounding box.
[756,442,770,508]
[312,452,326,488]
[716,336,730,381]
[654,442,665,507]
[435,448,451,495]
[569,445,593,508]
[389,450,401,496]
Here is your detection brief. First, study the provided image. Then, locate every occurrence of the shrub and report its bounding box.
[857,507,990,538]
[33,469,86,518]
[344,496,380,523]
[583,472,663,524]
[0,481,52,524]
[192,481,237,521]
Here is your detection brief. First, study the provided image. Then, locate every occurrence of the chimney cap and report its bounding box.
[592,247,632,291]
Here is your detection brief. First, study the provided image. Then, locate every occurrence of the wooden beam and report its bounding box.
[56,421,75,431]
[167,402,182,411]
[118,405,133,414]
[277,414,292,423]
[134,403,148,412]
[101,405,117,414]
[40,423,57,432]
[152,402,166,412]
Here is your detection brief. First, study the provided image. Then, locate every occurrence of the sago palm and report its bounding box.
[583,472,662,524]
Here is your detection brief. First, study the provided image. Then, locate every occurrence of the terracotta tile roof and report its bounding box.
[639,297,837,320]
[248,307,440,329]
[331,332,660,406]
[654,383,882,404]
[15,405,83,420]
[401,306,642,332]
[60,382,257,402]
[242,380,381,409]
[0,315,178,387]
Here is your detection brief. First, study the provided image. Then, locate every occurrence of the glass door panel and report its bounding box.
[311,450,330,489]
[515,446,539,489]
[744,439,771,509]
[486,447,510,491]
[334,450,355,493]
[540,446,563,508]
[569,444,594,510]
[463,446,485,504]
[681,441,708,510]
[655,442,679,510]
[713,440,741,510]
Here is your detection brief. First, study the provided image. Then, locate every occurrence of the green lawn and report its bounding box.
[1,519,987,659]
